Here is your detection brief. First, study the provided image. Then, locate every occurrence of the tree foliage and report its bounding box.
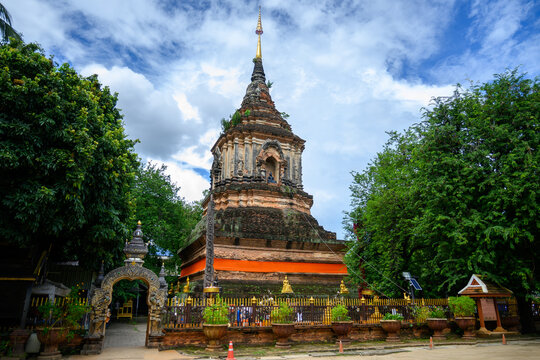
[0,40,139,267]
[344,130,420,297]
[345,70,539,329]
[133,162,201,275]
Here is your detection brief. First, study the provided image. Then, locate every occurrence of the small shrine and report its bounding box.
[458,274,513,334]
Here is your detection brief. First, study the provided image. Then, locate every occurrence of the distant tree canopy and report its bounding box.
[0,40,139,267]
[344,70,539,331]
[133,162,202,275]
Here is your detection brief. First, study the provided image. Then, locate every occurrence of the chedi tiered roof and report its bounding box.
[207,54,335,240]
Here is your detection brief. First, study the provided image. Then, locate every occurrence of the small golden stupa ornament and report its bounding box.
[281,275,293,294]
[339,280,349,294]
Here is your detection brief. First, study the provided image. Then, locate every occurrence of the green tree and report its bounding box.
[345,70,539,331]
[133,162,202,275]
[344,130,421,297]
[0,3,21,42]
[0,39,139,268]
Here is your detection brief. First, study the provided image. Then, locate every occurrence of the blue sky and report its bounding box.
[5,0,539,239]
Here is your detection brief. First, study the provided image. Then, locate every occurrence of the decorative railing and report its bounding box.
[162,297,450,329]
[26,296,89,329]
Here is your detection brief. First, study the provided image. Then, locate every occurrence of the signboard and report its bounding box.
[480,298,497,321]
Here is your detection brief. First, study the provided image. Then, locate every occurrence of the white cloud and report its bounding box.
[172,146,213,171]
[79,64,203,160]
[5,0,538,238]
[360,68,454,107]
[147,159,209,203]
[173,93,201,123]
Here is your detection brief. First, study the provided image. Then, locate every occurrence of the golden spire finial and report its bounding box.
[137,220,141,225]
[255,6,263,59]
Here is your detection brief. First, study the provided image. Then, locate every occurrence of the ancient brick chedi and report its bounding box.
[178,12,347,295]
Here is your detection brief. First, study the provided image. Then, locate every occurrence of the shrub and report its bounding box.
[271,302,294,324]
[428,307,446,319]
[382,313,404,321]
[448,296,476,317]
[203,295,229,325]
[0,340,12,357]
[220,110,245,132]
[411,306,430,324]
[331,304,351,322]
[37,285,90,340]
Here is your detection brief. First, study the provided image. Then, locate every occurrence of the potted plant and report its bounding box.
[202,295,229,351]
[426,307,447,340]
[330,304,353,344]
[271,301,295,348]
[448,296,476,339]
[36,286,90,360]
[380,313,403,342]
[411,306,431,338]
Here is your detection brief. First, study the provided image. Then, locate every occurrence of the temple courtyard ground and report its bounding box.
[66,339,540,359]
[66,320,540,359]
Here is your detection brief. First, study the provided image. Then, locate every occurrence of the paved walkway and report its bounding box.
[103,317,147,348]
[66,339,540,360]
[68,346,191,360]
[282,340,540,360]
[68,317,191,360]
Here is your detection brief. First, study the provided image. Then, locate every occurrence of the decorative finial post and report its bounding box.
[123,221,148,266]
[255,6,263,59]
[159,261,167,289]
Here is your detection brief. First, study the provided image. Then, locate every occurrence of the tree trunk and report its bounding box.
[516,295,535,333]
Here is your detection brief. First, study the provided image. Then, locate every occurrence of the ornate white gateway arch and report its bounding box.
[81,222,168,355]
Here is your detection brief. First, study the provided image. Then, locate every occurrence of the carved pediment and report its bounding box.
[256,140,287,167]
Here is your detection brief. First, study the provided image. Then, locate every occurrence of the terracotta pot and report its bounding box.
[380,320,401,342]
[59,332,85,353]
[331,321,353,344]
[455,317,476,339]
[412,323,430,338]
[427,318,447,340]
[202,324,228,351]
[502,316,520,332]
[36,327,69,360]
[9,328,30,355]
[271,323,295,348]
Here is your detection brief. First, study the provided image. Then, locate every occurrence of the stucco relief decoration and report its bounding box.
[211,148,222,182]
[237,159,245,176]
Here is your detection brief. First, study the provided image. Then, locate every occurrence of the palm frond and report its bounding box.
[0,3,21,41]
